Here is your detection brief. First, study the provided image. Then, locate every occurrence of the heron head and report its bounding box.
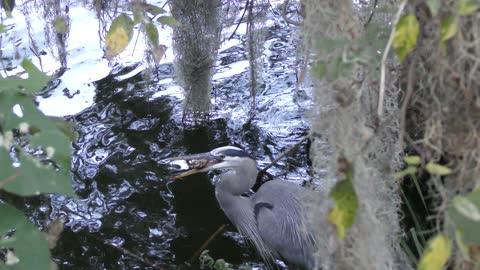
[169,146,256,179]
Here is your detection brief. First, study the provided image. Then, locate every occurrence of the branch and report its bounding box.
[377,0,407,118]
[398,62,414,150]
[228,0,249,40]
[87,233,165,270]
[259,135,309,174]
[282,0,302,26]
[363,0,378,28]
[183,224,227,268]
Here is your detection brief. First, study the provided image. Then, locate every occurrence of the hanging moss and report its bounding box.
[304,0,409,269]
[171,0,223,124]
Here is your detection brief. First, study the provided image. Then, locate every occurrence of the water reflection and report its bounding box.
[2,1,312,269]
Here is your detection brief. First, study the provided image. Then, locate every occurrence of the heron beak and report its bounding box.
[172,168,202,179]
[167,152,220,180]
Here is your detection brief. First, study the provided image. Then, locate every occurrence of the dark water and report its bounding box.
[2,2,312,270]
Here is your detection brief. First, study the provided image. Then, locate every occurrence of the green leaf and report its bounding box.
[0,92,23,130]
[105,14,134,60]
[454,230,470,258]
[0,203,51,270]
[393,15,419,62]
[50,116,78,141]
[157,16,180,27]
[452,196,480,221]
[417,234,452,270]
[133,11,142,25]
[315,57,352,81]
[0,92,75,197]
[404,155,421,165]
[440,15,458,42]
[312,62,327,79]
[3,93,72,170]
[0,59,51,94]
[316,38,347,53]
[425,162,452,175]
[142,3,166,16]
[328,160,358,240]
[0,147,76,197]
[0,24,6,33]
[145,22,159,46]
[426,0,441,16]
[458,0,480,15]
[447,189,480,246]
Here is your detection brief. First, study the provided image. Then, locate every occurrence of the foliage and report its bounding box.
[105,3,179,63]
[0,22,76,270]
[0,59,76,197]
[0,57,75,268]
[393,15,419,62]
[393,0,480,269]
[199,250,235,270]
[105,14,134,60]
[447,188,480,261]
[0,204,52,269]
[417,234,451,270]
[197,250,252,270]
[0,1,180,268]
[457,0,480,15]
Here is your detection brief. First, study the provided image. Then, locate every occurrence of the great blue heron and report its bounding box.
[170,146,317,269]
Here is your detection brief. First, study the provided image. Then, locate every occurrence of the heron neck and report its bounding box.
[215,165,257,196]
[215,181,255,225]
[214,174,273,264]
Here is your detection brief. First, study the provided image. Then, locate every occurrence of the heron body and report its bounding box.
[171,146,317,269]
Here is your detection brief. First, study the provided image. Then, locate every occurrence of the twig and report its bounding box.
[281,0,302,26]
[184,224,227,267]
[0,172,20,189]
[87,233,165,270]
[259,135,309,174]
[228,0,249,40]
[296,43,310,91]
[363,0,378,28]
[398,62,414,150]
[377,0,407,118]
[132,28,141,56]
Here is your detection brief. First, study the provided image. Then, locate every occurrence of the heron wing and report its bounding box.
[253,180,317,269]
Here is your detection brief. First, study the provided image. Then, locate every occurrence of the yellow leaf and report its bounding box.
[440,16,458,42]
[395,166,417,179]
[425,162,452,175]
[458,0,480,15]
[328,206,346,239]
[404,155,421,165]
[328,160,358,240]
[53,16,68,34]
[393,15,419,62]
[106,14,134,60]
[418,234,451,270]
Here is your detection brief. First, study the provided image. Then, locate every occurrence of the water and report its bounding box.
[2,1,313,269]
